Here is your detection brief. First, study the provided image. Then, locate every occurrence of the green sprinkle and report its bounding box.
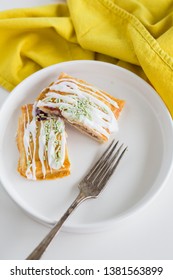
[58,97,94,121]
[27,159,31,168]
[102,107,108,114]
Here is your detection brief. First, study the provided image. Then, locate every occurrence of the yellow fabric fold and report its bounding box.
[0,0,173,117]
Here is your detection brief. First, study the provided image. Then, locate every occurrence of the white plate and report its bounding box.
[0,60,173,233]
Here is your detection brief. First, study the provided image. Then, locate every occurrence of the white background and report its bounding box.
[0,0,173,260]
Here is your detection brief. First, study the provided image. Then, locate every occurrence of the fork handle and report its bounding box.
[26,191,87,260]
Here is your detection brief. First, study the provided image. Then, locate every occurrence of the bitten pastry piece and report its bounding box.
[16,104,70,180]
[36,73,125,142]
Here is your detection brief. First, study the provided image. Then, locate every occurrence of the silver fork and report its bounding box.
[26,140,127,260]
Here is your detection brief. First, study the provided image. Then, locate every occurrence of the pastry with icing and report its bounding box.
[16,104,70,180]
[36,73,125,142]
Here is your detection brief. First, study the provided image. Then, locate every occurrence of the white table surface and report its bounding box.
[0,0,173,260]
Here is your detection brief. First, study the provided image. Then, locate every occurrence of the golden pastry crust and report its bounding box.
[16,104,70,180]
[36,73,125,142]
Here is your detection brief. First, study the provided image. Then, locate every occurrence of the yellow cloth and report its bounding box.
[0,0,173,117]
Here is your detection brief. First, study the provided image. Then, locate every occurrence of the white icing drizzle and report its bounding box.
[37,77,119,138]
[51,78,119,108]
[38,121,46,178]
[23,105,36,180]
[23,105,66,180]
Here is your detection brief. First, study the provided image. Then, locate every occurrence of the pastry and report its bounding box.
[16,104,70,180]
[36,73,125,142]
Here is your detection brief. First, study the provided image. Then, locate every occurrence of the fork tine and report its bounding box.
[97,146,128,188]
[85,139,118,180]
[92,143,124,183]
[108,146,128,177]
